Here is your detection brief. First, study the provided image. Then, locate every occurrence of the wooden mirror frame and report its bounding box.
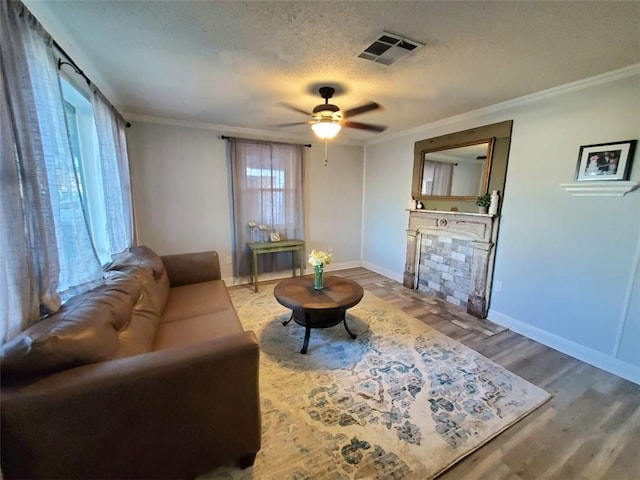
[411,121,514,211]
[415,138,495,201]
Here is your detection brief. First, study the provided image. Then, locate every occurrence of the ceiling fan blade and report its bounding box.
[283,103,312,116]
[343,120,387,132]
[343,102,381,118]
[275,122,310,128]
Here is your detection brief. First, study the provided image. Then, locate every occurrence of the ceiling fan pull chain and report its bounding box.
[324,141,328,167]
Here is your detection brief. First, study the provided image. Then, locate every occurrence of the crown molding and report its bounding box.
[365,64,640,147]
[125,64,639,150]
[123,113,364,147]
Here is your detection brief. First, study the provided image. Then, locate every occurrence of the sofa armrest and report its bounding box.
[161,250,222,286]
[1,331,260,480]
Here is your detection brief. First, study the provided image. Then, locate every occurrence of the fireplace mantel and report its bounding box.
[404,210,499,318]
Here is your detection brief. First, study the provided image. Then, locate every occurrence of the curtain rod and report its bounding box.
[53,40,131,128]
[220,135,311,148]
[54,40,90,85]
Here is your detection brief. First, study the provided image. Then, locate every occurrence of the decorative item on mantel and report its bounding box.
[408,197,417,210]
[475,193,492,214]
[416,200,424,210]
[308,249,333,290]
[489,190,500,215]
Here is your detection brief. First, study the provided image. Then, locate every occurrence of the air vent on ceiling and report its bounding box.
[358,31,423,66]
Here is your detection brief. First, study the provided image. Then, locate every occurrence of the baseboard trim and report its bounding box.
[325,260,365,272]
[361,261,404,283]
[488,309,640,386]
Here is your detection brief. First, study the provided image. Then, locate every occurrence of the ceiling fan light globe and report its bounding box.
[311,120,341,140]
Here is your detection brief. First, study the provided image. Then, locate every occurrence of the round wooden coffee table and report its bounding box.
[274,275,364,354]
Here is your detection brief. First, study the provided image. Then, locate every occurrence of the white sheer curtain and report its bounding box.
[91,91,134,261]
[230,138,305,277]
[0,1,103,342]
[0,57,33,342]
[422,160,454,196]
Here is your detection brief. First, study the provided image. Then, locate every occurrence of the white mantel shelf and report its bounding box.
[560,181,640,196]
[406,209,496,217]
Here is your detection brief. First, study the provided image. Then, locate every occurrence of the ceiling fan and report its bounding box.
[279,86,387,140]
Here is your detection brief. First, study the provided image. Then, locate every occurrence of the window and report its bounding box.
[60,77,110,265]
[245,166,287,232]
[230,139,305,277]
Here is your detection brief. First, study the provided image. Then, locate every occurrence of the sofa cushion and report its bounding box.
[0,276,141,383]
[161,251,222,287]
[107,245,166,280]
[153,310,244,351]
[161,280,233,324]
[107,266,170,359]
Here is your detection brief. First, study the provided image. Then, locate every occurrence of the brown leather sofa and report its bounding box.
[0,246,260,480]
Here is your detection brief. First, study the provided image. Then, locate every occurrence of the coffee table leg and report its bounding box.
[301,326,311,354]
[343,310,357,339]
[282,311,294,326]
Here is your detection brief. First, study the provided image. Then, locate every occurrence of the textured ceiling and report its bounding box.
[24,0,640,144]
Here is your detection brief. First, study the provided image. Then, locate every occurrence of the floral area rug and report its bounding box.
[202,282,550,480]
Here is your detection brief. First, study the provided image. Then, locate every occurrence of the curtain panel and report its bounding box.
[1,1,110,342]
[230,138,305,277]
[1,0,104,340]
[91,91,134,261]
[0,51,34,342]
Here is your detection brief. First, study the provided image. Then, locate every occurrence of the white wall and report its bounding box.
[362,138,414,281]
[363,68,640,383]
[126,120,363,279]
[306,142,364,263]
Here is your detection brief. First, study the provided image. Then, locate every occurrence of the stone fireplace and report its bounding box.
[404,210,498,318]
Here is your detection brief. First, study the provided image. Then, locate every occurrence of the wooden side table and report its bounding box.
[248,239,305,292]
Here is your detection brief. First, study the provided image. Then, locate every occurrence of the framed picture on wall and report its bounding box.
[574,139,637,182]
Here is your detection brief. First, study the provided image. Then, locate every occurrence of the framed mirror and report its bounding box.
[411,121,513,211]
[418,138,494,200]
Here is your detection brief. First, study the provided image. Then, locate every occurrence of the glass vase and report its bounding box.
[314,266,324,290]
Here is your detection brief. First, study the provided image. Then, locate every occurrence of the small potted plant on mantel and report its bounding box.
[475,193,492,214]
